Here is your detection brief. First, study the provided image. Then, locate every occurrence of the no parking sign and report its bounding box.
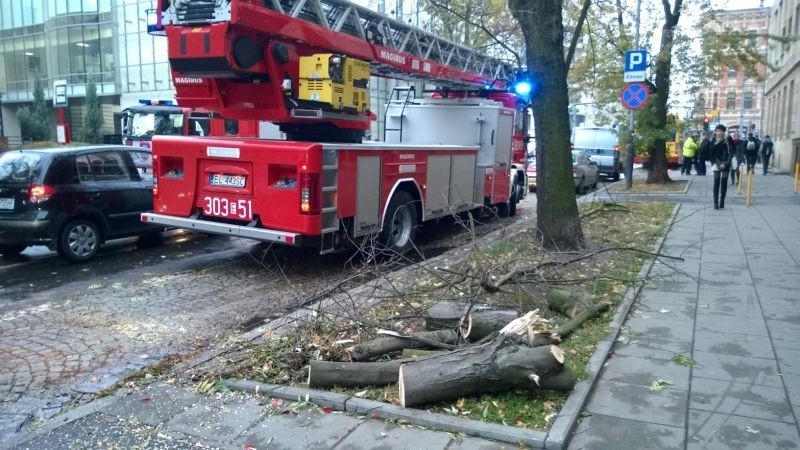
[621,82,649,110]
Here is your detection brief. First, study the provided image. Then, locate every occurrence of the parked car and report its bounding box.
[0,145,159,262]
[572,127,621,181]
[527,151,599,194]
[572,150,600,194]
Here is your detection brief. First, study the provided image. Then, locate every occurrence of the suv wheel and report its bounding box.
[0,244,26,257]
[59,219,100,262]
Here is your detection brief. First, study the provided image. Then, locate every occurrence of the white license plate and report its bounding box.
[202,196,253,221]
[0,198,14,210]
[209,174,246,188]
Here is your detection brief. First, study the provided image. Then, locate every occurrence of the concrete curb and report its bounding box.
[542,202,680,449]
[228,379,548,448]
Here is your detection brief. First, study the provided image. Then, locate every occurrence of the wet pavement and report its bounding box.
[4,166,800,449]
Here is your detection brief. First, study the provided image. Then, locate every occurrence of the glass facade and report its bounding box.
[1,1,172,102]
[0,0,114,101]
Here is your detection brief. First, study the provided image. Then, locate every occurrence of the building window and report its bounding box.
[747,29,757,47]
[743,91,753,109]
[712,92,718,109]
[726,91,736,110]
[728,66,736,80]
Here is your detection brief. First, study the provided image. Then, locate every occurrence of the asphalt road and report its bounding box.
[0,198,534,444]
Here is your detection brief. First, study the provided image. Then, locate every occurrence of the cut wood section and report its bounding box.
[398,337,573,407]
[552,302,610,340]
[308,359,405,387]
[348,329,460,362]
[424,301,518,340]
[547,288,585,318]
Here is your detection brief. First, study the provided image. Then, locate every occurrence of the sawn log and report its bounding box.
[348,329,460,362]
[424,301,518,340]
[398,336,573,407]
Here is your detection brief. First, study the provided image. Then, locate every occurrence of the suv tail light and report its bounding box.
[29,185,56,204]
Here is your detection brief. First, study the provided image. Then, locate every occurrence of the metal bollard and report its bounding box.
[746,169,753,207]
[795,163,799,194]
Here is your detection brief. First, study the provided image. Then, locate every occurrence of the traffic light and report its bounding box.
[703,117,710,131]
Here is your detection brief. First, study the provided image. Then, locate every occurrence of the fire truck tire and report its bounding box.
[496,191,517,217]
[382,191,418,254]
[58,219,100,263]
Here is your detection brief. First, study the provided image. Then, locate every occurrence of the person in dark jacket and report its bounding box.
[696,131,711,175]
[730,131,746,185]
[745,133,759,173]
[760,135,774,174]
[710,124,733,209]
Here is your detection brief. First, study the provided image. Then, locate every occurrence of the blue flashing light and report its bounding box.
[514,80,532,97]
[138,99,175,106]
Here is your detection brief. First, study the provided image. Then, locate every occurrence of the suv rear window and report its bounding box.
[0,151,46,184]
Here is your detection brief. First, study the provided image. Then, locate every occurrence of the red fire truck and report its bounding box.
[141,0,530,254]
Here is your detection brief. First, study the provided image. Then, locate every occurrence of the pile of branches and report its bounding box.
[308,289,608,407]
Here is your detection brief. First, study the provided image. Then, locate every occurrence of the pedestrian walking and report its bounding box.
[745,133,759,173]
[710,124,733,209]
[696,131,710,175]
[760,135,774,174]
[730,131,745,185]
[681,135,698,175]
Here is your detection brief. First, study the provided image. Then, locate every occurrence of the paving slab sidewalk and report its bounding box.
[570,169,800,449]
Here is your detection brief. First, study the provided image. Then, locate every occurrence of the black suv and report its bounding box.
[0,145,158,262]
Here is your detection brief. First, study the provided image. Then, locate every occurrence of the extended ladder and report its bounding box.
[160,0,513,90]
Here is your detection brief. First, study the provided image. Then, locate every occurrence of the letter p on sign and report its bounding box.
[625,50,647,72]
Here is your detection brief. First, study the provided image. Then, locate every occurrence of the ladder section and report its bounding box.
[320,146,339,254]
[383,86,415,143]
[161,0,513,89]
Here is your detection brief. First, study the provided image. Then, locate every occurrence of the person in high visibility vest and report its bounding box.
[681,135,699,175]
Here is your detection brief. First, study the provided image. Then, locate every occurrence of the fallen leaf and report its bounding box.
[456,397,466,409]
[650,378,673,392]
[659,308,670,314]
[354,390,368,398]
[322,406,333,414]
[745,426,760,434]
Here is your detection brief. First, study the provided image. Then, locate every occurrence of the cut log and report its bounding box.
[348,329,460,362]
[308,359,404,387]
[553,302,610,340]
[398,337,574,407]
[425,301,518,340]
[547,288,585,318]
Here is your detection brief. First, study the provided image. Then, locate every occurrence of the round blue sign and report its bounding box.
[621,82,649,110]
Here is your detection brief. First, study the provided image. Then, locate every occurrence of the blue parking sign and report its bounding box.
[625,50,647,72]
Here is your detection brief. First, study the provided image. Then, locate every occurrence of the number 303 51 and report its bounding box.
[203,196,252,220]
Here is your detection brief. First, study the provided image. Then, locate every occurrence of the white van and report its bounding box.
[572,127,621,181]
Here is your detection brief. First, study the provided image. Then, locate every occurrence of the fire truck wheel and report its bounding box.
[58,219,100,263]
[496,190,517,218]
[382,191,418,254]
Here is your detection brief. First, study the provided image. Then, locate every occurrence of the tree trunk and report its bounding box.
[348,329,460,362]
[425,302,518,340]
[308,359,406,387]
[509,0,584,250]
[646,0,683,184]
[547,288,585,318]
[398,337,572,407]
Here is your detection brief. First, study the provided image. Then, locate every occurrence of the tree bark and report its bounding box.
[308,359,406,387]
[424,301,518,340]
[509,0,584,250]
[348,329,460,362]
[547,288,584,318]
[398,337,572,407]
[553,302,610,339]
[646,0,683,184]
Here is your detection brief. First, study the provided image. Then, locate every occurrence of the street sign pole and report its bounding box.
[626,0,642,189]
